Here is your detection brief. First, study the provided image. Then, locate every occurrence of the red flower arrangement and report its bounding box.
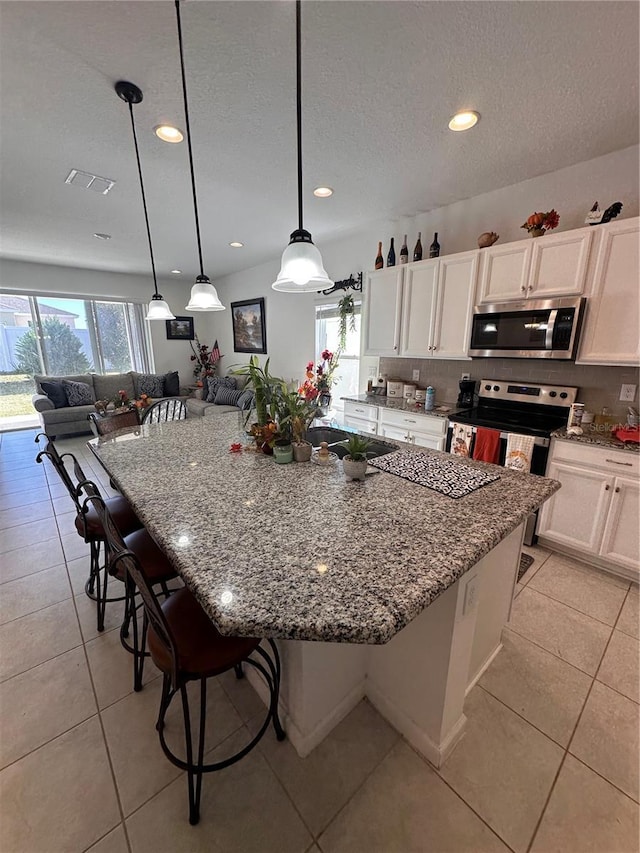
[298,349,340,401]
[521,209,560,236]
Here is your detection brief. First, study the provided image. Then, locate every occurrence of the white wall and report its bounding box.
[207,144,639,381]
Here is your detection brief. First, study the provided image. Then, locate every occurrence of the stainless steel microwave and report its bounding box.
[469,297,586,359]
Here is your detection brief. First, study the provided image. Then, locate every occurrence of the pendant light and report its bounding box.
[116,81,175,321]
[272,0,332,293]
[175,0,224,312]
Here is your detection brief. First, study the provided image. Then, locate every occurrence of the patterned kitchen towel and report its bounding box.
[449,422,474,458]
[368,449,500,499]
[504,433,535,473]
[472,427,501,464]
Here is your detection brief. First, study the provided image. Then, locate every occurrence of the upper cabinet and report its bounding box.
[362,267,404,356]
[477,228,593,304]
[432,252,479,359]
[399,260,439,357]
[577,217,640,366]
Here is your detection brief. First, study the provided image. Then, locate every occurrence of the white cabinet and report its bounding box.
[433,252,478,358]
[577,217,640,366]
[362,268,404,356]
[379,408,447,452]
[399,260,439,358]
[478,229,593,304]
[538,440,639,581]
[343,401,379,435]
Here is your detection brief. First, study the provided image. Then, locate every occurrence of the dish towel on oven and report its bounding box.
[450,423,474,458]
[472,427,501,464]
[505,433,535,473]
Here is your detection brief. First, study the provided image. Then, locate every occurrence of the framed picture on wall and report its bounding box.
[231,297,267,353]
[165,316,195,340]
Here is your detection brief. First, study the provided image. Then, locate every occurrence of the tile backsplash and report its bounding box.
[378,357,640,416]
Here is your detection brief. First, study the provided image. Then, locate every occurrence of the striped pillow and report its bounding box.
[214,386,244,407]
[236,389,255,410]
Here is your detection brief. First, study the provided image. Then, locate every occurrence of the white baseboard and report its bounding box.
[465,642,503,696]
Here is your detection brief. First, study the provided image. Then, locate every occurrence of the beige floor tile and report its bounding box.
[618,587,639,640]
[528,556,629,625]
[219,666,267,722]
[0,450,42,469]
[509,587,611,675]
[61,530,92,561]
[0,563,71,624]
[86,625,159,710]
[0,646,96,768]
[0,515,59,554]
[597,629,640,702]
[0,536,65,584]
[570,680,639,801]
[0,598,82,681]
[126,726,312,853]
[86,825,129,853]
[257,699,398,837]
[319,739,508,853]
[480,629,591,746]
[55,508,82,537]
[0,465,45,486]
[518,544,552,587]
[551,552,631,589]
[75,592,126,642]
[531,754,639,853]
[67,552,96,596]
[0,717,121,853]
[0,485,50,510]
[103,676,242,816]
[48,480,72,499]
[439,688,563,853]
[0,498,53,530]
[0,476,48,498]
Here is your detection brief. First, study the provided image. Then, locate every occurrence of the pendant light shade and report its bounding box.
[272,1,332,293]
[185,274,225,311]
[115,81,175,321]
[272,229,332,293]
[174,0,225,312]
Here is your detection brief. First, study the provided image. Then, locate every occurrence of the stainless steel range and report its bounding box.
[449,378,578,543]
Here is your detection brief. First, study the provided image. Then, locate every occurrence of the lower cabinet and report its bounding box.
[538,439,639,580]
[342,400,448,451]
[343,414,378,435]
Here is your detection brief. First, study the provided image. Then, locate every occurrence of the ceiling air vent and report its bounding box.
[64,169,115,195]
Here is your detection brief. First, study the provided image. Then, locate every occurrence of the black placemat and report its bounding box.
[368,449,500,498]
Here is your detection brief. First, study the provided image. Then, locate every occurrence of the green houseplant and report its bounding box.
[339,433,373,481]
[278,390,316,462]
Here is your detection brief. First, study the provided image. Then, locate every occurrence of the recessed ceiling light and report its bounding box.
[313,186,333,198]
[448,110,480,132]
[93,232,111,240]
[170,269,182,274]
[154,124,184,143]
[229,241,244,248]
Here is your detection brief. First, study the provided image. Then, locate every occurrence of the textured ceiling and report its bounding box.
[0,1,638,281]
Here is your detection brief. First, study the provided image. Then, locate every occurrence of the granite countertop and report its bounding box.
[551,427,640,454]
[89,417,559,645]
[342,394,462,420]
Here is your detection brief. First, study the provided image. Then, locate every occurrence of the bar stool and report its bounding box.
[87,493,286,825]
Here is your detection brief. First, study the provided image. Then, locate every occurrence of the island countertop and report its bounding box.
[89,417,559,644]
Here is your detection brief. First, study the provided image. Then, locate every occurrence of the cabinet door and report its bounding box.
[528,228,593,298]
[379,424,411,443]
[538,462,612,554]
[363,268,404,356]
[399,260,438,357]
[432,251,478,359]
[477,243,531,303]
[577,218,640,365]
[343,415,378,435]
[600,477,640,576]
[411,431,445,451]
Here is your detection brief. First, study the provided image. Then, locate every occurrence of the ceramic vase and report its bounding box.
[273,441,293,464]
[530,228,545,238]
[292,441,313,462]
[343,456,368,481]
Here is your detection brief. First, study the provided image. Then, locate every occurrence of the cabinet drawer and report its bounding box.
[344,401,378,423]
[379,408,447,435]
[343,415,378,435]
[549,439,639,476]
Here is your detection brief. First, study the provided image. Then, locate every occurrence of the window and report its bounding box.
[315,299,361,413]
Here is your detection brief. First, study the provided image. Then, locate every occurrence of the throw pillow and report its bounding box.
[164,371,180,396]
[236,389,255,411]
[205,377,220,403]
[62,379,95,407]
[40,380,68,409]
[136,373,165,398]
[214,386,243,407]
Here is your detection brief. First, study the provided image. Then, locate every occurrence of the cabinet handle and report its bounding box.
[393,345,398,350]
[615,486,621,493]
[406,419,417,424]
[605,484,610,490]
[355,408,364,413]
[432,345,437,351]
[520,285,526,292]
[606,458,633,466]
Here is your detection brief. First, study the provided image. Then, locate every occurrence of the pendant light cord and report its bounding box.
[296,0,303,232]
[126,100,160,297]
[175,0,205,278]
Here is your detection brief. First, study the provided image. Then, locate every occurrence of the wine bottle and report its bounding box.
[429,232,440,258]
[400,235,408,265]
[375,242,383,270]
[413,232,423,261]
[387,237,396,267]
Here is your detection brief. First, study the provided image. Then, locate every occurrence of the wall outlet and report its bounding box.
[461,373,470,381]
[368,366,378,378]
[412,369,420,382]
[463,575,478,615]
[620,384,637,402]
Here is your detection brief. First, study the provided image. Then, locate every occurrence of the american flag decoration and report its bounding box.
[210,340,222,366]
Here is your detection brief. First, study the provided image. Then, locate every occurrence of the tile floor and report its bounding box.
[0,427,638,853]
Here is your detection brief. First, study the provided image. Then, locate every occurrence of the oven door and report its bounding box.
[469,297,584,359]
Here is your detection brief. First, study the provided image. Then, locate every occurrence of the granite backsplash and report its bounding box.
[378,357,639,417]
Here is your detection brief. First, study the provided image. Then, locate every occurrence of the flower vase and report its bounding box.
[315,392,332,418]
[530,228,545,238]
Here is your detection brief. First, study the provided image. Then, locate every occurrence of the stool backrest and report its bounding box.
[141,398,187,425]
[35,433,88,513]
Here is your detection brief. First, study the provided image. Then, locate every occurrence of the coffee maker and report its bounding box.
[457,379,476,410]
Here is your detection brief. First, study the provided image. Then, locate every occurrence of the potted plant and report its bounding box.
[339,433,373,481]
[278,390,316,462]
[298,349,340,417]
[233,357,284,451]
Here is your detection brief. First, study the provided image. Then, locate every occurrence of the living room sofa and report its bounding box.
[32,370,184,438]
[185,375,254,418]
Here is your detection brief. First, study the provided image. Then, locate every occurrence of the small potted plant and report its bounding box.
[340,433,373,481]
[281,391,316,462]
[521,209,560,238]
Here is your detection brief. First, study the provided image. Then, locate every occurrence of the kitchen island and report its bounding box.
[90,416,559,765]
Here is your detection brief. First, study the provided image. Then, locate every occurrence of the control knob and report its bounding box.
[493,385,500,391]
[484,384,491,391]
[549,391,557,398]
[559,392,568,399]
